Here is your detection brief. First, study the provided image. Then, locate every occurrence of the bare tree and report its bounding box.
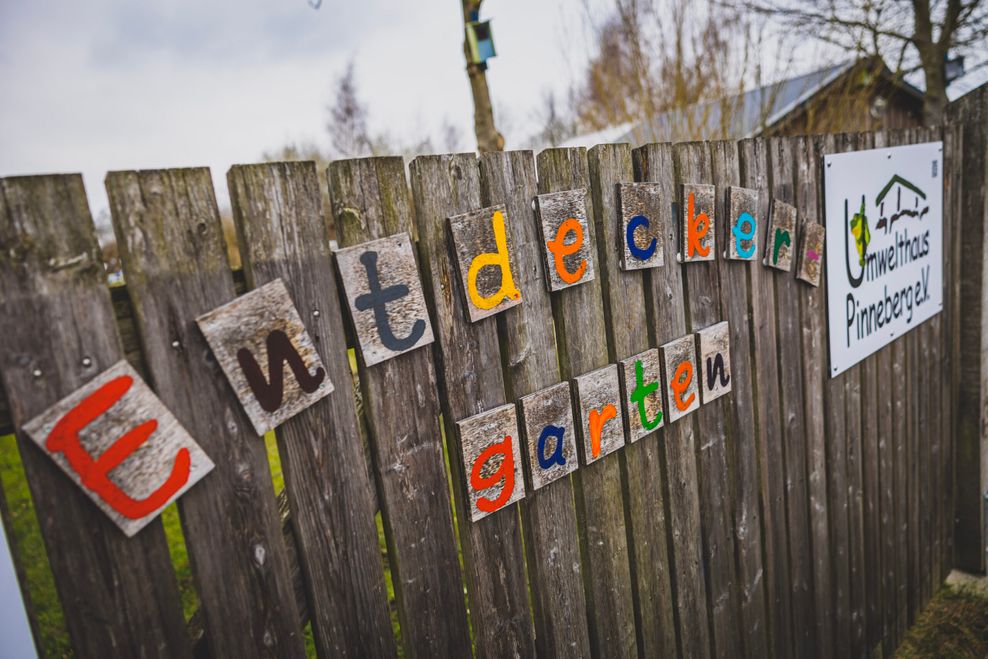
[740,0,988,124]
[461,0,505,151]
[326,60,374,158]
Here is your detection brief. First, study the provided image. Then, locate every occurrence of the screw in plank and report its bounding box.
[32,368,42,378]
[312,310,320,318]
[171,340,181,350]
[81,357,92,368]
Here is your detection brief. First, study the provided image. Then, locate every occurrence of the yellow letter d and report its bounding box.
[467,210,521,310]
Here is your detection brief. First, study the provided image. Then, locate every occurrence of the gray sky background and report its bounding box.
[0,0,613,220]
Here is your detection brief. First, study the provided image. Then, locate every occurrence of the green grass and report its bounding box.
[895,585,988,658]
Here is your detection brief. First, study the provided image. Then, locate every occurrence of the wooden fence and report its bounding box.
[0,127,966,658]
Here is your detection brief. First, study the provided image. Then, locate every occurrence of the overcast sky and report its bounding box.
[0,0,616,220]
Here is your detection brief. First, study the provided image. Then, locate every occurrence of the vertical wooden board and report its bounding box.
[456,403,526,521]
[709,139,770,659]
[572,364,625,464]
[764,199,796,271]
[106,168,305,659]
[767,136,816,659]
[195,278,334,436]
[409,153,536,657]
[860,350,883,656]
[696,321,732,404]
[0,174,192,658]
[617,182,664,270]
[334,232,435,366]
[328,156,472,658]
[738,137,795,659]
[795,222,825,286]
[518,382,578,490]
[446,204,523,322]
[228,161,398,658]
[480,149,591,659]
[537,146,638,659]
[535,188,596,291]
[22,360,215,537]
[634,142,712,659]
[726,185,760,260]
[618,349,664,441]
[680,183,716,263]
[795,134,835,659]
[588,142,676,658]
[661,335,700,422]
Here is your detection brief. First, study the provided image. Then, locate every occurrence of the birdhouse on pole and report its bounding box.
[466,19,496,67]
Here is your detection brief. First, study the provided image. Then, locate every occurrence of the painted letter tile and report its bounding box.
[696,321,732,404]
[517,382,578,491]
[535,188,596,291]
[573,364,625,464]
[617,182,664,270]
[456,403,526,522]
[660,335,701,422]
[447,204,523,322]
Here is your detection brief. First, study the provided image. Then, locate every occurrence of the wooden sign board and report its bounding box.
[335,232,435,365]
[573,364,625,464]
[196,278,334,436]
[517,381,579,491]
[796,221,825,287]
[680,183,716,263]
[455,403,525,522]
[660,335,700,422]
[764,199,796,271]
[534,188,596,291]
[726,186,760,260]
[618,349,665,442]
[447,204,523,322]
[22,360,215,537]
[617,182,664,270]
[697,321,732,403]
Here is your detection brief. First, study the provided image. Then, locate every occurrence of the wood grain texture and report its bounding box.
[446,204,523,321]
[795,221,825,286]
[696,321,732,404]
[227,161,398,658]
[106,167,305,659]
[535,188,596,291]
[328,156,472,658]
[708,139,770,659]
[726,185,760,260]
[588,142,676,659]
[334,232,434,366]
[618,349,665,441]
[572,364,625,464]
[0,174,192,659]
[195,278,334,436]
[478,149,592,659]
[410,152,536,658]
[680,183,716,263]
[22,360,214,537]
[634,142,711,659]
[738,138,795,659]
[617,182,664,270]
[537,146,638,659]
[455,403,525,521]
[764,199,796,271]
[517,382,578,490]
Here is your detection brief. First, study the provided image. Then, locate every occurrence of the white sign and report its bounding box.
[825,142,943,376]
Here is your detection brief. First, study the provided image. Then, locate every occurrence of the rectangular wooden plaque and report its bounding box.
[726,185,760,260]
[572,364,625,464]
[796,221,825,287]
[517,381,579,491]
[618,348,665,442]
[22,360,215,537]
[764,199,796,271]
[196,278,334,435]
[680,183,716,263]
[617,182,664,270]
[696,321,733,404]
[660,334,700,422]
[455,403,526,522]
[447,204,524,322]
[335,232,435,365]
[534,188,596,291]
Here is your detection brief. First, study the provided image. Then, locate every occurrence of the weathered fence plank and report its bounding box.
[587,143,678,658]
[633,142,712,659]
[106,168,305,658]
[478,149,593,659]
[0,174,192,659]
[227,161,397,658]
[409,153,537,658]
[328,156,473,658]
[536,146,639,659]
